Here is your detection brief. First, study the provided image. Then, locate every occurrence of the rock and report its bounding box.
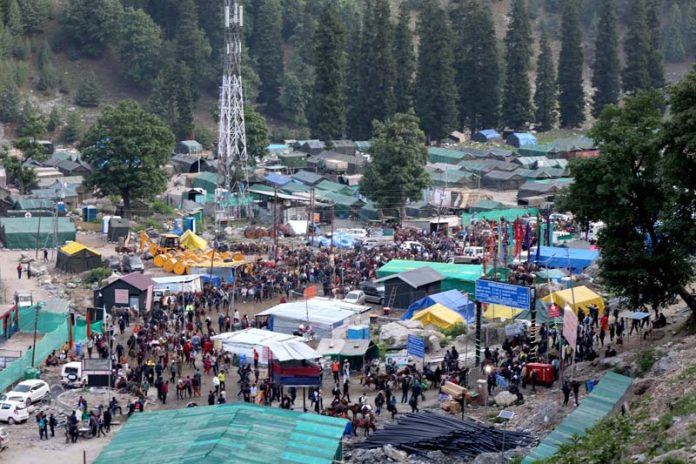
[380,321,424,348]
[428,335,442,352]
[494,391,517,407]
[631,454,647,463]
[653,352,676,376]
[472,452,505,464]
[383,445,408,463]
[66,282,77,289]
[40,275,52,286]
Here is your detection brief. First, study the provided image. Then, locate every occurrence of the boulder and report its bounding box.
[66,282,77,289]
[494,391,518,407]
[653,352,676,376]
[427,334,442,352]
[383,445,408,463]
[380,321,424,348]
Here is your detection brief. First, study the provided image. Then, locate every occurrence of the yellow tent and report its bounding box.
[179,230,207,251]
[542,285,605,315]
[484,304,523,320]
[60,241,101,256]
[413,303,464,330]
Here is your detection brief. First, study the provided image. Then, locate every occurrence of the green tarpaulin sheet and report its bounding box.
[0,217,76,249]
[377,260,483,295]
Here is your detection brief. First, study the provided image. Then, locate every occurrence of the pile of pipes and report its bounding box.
[351,411,536,459]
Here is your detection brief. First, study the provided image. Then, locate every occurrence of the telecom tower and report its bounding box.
[218,0,250,218]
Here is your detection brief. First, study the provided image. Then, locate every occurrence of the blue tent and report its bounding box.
[403,290,475,324]
[536,246,599,274]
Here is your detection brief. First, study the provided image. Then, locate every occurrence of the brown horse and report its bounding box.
[352,412,376,437]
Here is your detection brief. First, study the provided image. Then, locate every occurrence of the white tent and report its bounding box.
[256,298,371,339]
[152,275,202,293]
[212,328,320,366]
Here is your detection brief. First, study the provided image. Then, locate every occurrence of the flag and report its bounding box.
[563,305,577,349]
[86,310,91,339]
[524,221,532,262]
[535,214,542,264]
[68,315,74,350]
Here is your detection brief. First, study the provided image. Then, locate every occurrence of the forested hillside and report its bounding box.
[0,0,694,146]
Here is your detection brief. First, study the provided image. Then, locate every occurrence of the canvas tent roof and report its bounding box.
[179,230,207,251]
[0,217,76,249]
[315,338,379,370]
[212,328,320,365]
[94,403,348,464]
[484,304,524,319]
[376,260,483,294]
[60,241,100,256]
[542,285,605,315]
[403,289,474,323]
[535,246,599,273]
[379,267,443,288]
[413,304,464,330]
[56,241,102,273]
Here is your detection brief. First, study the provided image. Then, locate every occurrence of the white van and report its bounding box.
[61,362,86,388]
[450,246,486,264]
[587,221,605,244]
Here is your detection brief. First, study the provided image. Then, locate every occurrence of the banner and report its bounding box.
[563,305,578,349]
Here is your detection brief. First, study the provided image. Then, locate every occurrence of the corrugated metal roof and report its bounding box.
[117,272,156,291]
[380,266,444,288]
[522,372,632,463]
[94,403,347,464]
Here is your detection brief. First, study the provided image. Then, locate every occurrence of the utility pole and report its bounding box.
[34,213,42,260]
[306,188,315,244]
[30,295,38,367]
[273,185,279,259]
[217,0,251,218]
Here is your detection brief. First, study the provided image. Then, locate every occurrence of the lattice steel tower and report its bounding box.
[218,0,250,217]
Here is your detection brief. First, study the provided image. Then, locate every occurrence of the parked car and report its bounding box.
[104,256,121,271]
[359,281,385,304]
[343,290,366,305]
[60,362,86,389]
[121,255,144,273]
[449,246,487,264]
[13,291,32,309]
[4,380,49,407]
[0,401,28,424]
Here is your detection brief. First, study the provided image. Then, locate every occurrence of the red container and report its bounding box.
[524,362,555,386]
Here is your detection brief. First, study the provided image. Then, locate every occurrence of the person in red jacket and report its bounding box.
[161,381,169,404]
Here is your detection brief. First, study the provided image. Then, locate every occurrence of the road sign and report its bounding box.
[475,280,531,311]
[498,410,515,420]
[407,335,425,358]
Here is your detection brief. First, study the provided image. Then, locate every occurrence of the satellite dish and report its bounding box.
[24,212,32,219]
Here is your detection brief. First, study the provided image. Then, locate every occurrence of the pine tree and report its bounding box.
[46,106,62,133]
[6,0,23,35]
[244,103,270,160]
[502,0,534,130]
[393,3,415,114]
[414,0,458,142]
[591,0,621,118]
[453,0,500,132]
[173,64,194,140]
[344,8,365,140]
[74,73,101,108]
[36,41,58,92]
[18,0,49,32]
[645,0,665,88]
[360,0,396,139]
[663,3,686,63]
[117,7,163,87]
[308,4,345,143]
[174,0,212,91]
[534,30,557,131]
[252,0,284,110]
[62,111,82,144]
[18,101,46,139]
[60,0,123,58]
[149,62,195,140]
[0,82,20,123]
[622,0,650,94]
[557,0,585,128]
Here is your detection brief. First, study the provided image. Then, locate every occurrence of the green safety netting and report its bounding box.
[94,403,348,464]
[0,306,102,392]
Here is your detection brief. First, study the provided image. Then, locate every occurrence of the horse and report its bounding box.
[352,412,376,437]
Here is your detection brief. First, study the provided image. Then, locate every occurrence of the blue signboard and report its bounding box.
[407,335,425,358]
[475,280,531,311]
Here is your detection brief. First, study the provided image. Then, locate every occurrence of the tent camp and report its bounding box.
[179,230,207,251]
[152,275,202,293]
[412,304,464,330]
[542,285,605,315]
[256,298,370,339]
[315,338,380,370]
[56,242,102,273]
[484,304,524,320]
[0,217,76,249]
[376,260,483,295]
[403,289,475,323]
[212,329,310,366]
[535,246,599,274]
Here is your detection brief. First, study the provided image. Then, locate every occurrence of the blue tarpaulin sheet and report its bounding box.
[536,246,599,274]
[264,173,291,186]
[403,289,475,323]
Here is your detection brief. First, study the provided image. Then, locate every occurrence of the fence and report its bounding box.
[0,306,102,393]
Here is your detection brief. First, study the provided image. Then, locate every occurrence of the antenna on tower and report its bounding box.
[218,0,251,220]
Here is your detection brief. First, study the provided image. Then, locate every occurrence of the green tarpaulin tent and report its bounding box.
[461,207,538,224]
[377,260,483,295]
[0,217,76,249]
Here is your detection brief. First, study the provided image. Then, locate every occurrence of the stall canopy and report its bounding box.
[256,298,370,339]
[535,246,599,273]
[56,241,102,273]
[152,275,202,294]
[315,338,379,370]
[179,230,207,251]
[212,328,317,366]
[403,289,475,323]
[542,285,605,315]
[413,304,464,330]
[484,304,524,320]
[377,260,483,295]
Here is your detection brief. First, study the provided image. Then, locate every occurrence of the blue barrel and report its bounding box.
[82,205,97,222]
[56,201,66,214]
[184,217,196,233]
